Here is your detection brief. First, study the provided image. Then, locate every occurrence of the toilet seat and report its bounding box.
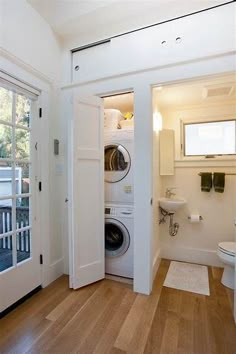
[218,242,236,257]
[217,242,235,290]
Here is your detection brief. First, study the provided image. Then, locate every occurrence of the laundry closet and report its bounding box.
[103,93,134,280]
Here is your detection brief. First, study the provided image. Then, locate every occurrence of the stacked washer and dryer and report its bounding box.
[104,108,134,279]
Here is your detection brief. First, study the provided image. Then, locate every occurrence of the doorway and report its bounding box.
[0,82,41,313]
[103,92,135,281]
[152,72,236,275]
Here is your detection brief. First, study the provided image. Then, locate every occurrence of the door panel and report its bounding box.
[69,94,104,289]
[0,85,40,313]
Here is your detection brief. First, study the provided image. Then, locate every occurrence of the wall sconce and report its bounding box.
[153,112,163,132]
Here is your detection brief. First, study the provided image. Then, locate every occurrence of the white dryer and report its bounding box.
[104,130,134,204]
[105,204,133,279]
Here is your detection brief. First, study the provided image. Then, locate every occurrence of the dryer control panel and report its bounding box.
[105,206,133,218]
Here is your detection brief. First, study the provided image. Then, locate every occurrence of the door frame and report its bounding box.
[0,81,43,313]
[0,55,53,291]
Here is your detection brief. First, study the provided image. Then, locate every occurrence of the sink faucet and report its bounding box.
[165,187,176,198]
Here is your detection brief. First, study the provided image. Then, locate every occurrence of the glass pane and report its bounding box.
[185,120,236,156]
[105,146,128,171]
[0,235,13,272]
[0,162,13,196]
[16,197,30,230]
[0,199,13,234]
[16,94,31,128]
[15,162,30,194]
[17,230,31,264]
[0,87,13,123]
[15,128,30,160]
[105,223,124,251]
[0,124,12,158]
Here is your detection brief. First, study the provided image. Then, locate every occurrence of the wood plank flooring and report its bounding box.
[0,259,235,354]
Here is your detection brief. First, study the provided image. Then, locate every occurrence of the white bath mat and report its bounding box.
[164,261,210,296]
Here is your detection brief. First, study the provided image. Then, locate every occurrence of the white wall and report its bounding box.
[70,3,235,84]
[0,0,61,82]
[0,0,65,285]
[159,102,236,266]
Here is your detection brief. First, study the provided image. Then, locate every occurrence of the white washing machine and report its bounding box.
[104,130,134,204]
[105,204,133,279]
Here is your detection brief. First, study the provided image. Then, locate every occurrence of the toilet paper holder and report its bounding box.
[188,215,203,220]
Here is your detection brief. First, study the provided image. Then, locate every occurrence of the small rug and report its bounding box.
[164,261,210,296]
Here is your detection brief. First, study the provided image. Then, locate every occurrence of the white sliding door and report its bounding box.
[69,94,104,289]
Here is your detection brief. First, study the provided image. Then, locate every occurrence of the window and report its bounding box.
[0,85,32,271]
[183,120,236,157]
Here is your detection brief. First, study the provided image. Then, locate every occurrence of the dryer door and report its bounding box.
[104,144,131,183]
[105,218,130,257]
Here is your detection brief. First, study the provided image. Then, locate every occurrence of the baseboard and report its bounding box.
[153,248,161,280]
[43,257,64,287]
[161,246,223,267]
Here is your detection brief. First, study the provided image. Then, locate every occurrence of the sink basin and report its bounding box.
[159,197,186,212]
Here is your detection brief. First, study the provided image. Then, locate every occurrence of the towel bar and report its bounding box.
[198,173,236,176]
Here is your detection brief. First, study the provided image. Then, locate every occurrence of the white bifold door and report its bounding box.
[69,94,104,289]
[0,80,41,313]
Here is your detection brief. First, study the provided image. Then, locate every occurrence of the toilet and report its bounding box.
[217,242,236,289]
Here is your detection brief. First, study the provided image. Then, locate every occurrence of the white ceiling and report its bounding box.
[154,74,236,109]
[103,74,236,113]
[27,0,230,45]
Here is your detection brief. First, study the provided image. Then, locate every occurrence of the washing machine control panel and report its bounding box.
[105,206,133,218]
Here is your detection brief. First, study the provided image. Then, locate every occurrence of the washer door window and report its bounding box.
[105,218,130,257]
[104,144,130,183]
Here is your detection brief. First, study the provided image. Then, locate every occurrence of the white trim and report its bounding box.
[0,50,63,305]
[152,248,161,281]
[175,159,236,168]
[0,48,54,86]
[62,52,236,90]
[0,70,40,98]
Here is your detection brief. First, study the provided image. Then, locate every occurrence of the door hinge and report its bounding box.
[39,107,42,118]
[39,181,42,191]
[40,254,43,265]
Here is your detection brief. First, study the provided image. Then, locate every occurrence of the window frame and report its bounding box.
[181,117,236,159]
[0,85,34,271]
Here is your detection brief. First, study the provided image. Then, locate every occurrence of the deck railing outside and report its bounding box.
[0,206,30,252]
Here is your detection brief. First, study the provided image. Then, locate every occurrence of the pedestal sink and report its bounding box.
[158,197,186,213]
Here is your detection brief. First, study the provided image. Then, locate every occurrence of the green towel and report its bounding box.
[213,172,225,193]
[201,173,212,192]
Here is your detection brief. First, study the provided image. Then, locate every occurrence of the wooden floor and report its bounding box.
[0,259,235,354]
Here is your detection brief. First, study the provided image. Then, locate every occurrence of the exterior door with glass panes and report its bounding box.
[0,83,41,313]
